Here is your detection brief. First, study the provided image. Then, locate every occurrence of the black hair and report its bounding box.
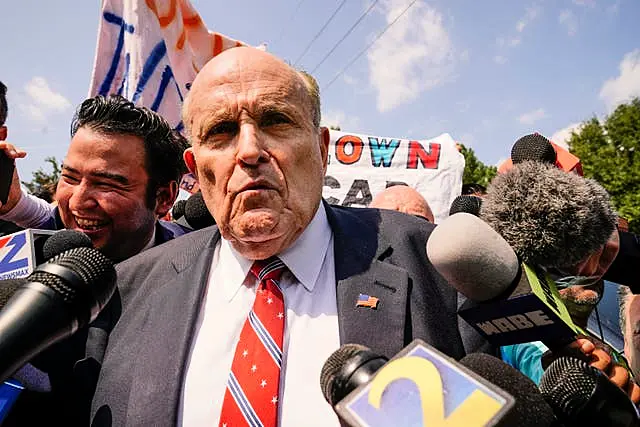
[70,95,189,206]
[0,82,7,126]
[461,183,486,196]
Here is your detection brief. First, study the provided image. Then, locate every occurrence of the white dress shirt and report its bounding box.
[179,203,341,427]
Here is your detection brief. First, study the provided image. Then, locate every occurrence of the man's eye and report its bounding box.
[62,174,79,183]
[208,121,238,136]
[261,112,292,127]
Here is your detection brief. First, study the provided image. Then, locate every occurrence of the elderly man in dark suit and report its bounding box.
[87,47,467,427]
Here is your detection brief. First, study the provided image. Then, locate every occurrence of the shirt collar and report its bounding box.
[220,203,332,300]
[142,226,157,252]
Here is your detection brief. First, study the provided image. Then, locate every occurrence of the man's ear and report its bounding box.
[184,147,198,179]
[154,181,179,217]
[319,126,330,173]
[0,126,7,141]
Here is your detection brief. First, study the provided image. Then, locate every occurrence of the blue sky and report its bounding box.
[1,0,639,182]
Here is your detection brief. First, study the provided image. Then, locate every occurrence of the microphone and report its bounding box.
[480,161,616,269]
[183,192,215,230]
[41,229,92,261]
[172,199,186,220]
[0,246,116,383]
[459,353,558,426]
[427,212,583,348]
[449,195,482,216]
[511,133,557,165]
[540,357,640,426]
[320,340,517,427]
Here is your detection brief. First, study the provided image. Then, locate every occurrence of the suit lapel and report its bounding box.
[325,202,408,358]
[125,230,220,425]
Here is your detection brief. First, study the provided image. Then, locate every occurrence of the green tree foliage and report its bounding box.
[21,156,61,202]
[459,144,497,187]
[568,98,640,232]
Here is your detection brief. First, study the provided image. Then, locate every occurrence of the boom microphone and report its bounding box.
[480,161,616,269]
[540,357,640,426]
[0,246,116,382]
[172,199,186,220]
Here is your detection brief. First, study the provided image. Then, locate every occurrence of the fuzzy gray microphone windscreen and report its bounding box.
[480,161,616,269]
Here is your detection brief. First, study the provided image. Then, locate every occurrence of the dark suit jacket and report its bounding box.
[2,220,191,427]
[85,204,467,426]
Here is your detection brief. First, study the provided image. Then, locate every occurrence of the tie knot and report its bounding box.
[250,257,287,282]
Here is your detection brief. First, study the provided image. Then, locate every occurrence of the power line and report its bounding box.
[274,0,308,48]
[310,0,380,74]
[293,0,347,67]
[322,0,419,91]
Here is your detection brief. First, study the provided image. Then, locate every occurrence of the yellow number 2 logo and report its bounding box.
[368,357,502,427]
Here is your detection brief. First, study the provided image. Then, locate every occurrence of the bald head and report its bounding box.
[370,186,434,222]
[183,47,320,142]
[180,46,330,260]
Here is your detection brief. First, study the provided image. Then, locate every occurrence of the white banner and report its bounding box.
[88,0,247,130]
[325,131,464,223]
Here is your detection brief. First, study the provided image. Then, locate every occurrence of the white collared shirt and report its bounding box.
[179,204,341,427]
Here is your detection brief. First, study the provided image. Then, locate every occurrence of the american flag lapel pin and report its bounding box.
[356,293,379,309]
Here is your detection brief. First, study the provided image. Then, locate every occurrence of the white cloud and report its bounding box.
[600,49,640,111]
[459,49,470,62]
[19,77,71,123]
[494,55,508,65]
[508,37,521,47]
[607,0,620,15]
[558,10,578,36]
[342,74,358,85]
[550,122,582,149]
[517,108,547,124]
[516,6,540,33]
[321,109,362,132]
[367,0,456,112]
[572,0,595,7]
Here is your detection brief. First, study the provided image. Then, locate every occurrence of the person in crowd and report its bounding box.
[369,185,434,222]
[619,286,640,381]
[0,82,23,236]
[0,95,192,426]
[0,95,191,262]
[461,182,487,196]
[83,47,469,427]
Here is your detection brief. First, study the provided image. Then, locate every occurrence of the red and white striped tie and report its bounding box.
[219,257,287,427]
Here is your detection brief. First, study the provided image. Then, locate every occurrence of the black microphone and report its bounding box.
[183,192,215,230]
[320,340,534,426]
[540,357,640,426]
[41,229,92,261]
[0,246,116,383]
[459,353,558,427]
[172,199,186,220]
[511,133,557,165]
[449,194,482,216]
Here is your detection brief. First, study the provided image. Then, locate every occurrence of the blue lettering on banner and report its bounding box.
[117,53,131,97]
[151,65,183,111]
[132,40,167,103]
[368,137,401,167]
[99,12,135,96]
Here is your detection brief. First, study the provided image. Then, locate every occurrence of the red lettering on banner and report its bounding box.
[407,141,441,169]
[335,135,364,165]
